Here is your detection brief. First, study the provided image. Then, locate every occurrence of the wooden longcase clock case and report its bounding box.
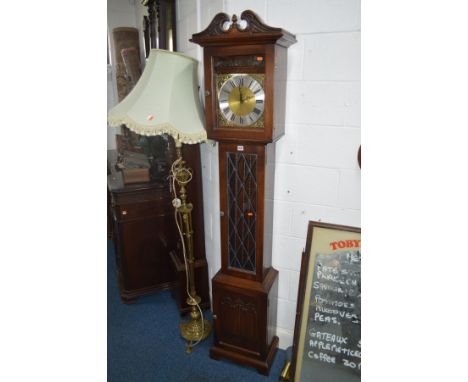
[191,10,296,375]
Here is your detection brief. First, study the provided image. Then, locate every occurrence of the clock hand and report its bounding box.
[239,86,244,104]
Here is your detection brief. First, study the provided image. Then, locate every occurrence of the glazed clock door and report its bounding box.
[218,143,266,282]
[202,44,275,143]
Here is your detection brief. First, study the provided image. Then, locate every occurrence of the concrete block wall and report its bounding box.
[176,0,360,350]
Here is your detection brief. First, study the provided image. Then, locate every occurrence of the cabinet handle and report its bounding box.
[220,211,224,217]
[121,210,127,216]
[212,314,217,319]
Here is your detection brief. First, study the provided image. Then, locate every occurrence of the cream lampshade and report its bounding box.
[108,49,207,144]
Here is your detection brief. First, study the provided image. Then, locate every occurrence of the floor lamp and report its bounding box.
[108,49,211,352]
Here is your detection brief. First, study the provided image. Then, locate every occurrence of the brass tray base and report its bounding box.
[180,317,212,353]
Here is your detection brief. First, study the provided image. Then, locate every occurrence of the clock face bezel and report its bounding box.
[216,73,265,128]
[203,44,278,143]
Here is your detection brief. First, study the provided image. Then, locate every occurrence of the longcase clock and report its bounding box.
[191,10,296,375]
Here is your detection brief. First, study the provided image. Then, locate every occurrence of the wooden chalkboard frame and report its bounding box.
[290,221,361,382]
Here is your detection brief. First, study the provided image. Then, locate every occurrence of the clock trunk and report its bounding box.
[218,143,275,282]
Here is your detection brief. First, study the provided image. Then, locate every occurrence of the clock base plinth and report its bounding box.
[210,335,278,375]
[210,268,279,375]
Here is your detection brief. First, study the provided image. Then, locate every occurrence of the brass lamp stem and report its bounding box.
[173,139,211,352]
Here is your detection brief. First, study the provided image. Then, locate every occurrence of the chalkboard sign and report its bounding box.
[291,221,361,382]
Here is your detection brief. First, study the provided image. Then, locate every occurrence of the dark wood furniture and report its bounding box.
[191,11,296,375]
[108,143,210,309]
[209,141,279,375]
[108,150,177,303]
[142,0,177,54]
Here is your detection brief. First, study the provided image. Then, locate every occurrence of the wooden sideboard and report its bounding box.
[107,145,210,310]
[108,153,177,303]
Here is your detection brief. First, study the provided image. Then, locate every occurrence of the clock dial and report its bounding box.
[218,74,265,127]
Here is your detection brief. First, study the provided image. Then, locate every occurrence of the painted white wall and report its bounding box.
[176,0,361,350]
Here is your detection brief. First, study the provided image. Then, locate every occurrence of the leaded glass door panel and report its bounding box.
[218,143,266,281]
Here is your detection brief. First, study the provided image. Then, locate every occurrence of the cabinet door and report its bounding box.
[214,288,263,355]
[116,211,177,292]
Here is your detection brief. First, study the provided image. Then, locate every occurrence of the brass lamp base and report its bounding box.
[179,316,212,342]
[180,307,211,353]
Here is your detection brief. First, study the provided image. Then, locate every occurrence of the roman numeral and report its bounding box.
[239,116,244,124]
[256,99,263,104]
[253,107,261,115]
[238,77,244,86]
[254,89,261,95]
[230,114,236,122]
[222,107,230,114]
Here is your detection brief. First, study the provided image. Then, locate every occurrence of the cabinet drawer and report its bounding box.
[113,197,174,221]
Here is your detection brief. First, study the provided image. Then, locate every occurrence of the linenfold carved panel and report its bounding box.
[219,294,258,350]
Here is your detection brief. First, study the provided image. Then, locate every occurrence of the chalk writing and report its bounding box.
[307,350,336,364]
[299,249,361,381]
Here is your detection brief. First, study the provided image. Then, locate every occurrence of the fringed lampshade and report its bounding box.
[108,49,207,144]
